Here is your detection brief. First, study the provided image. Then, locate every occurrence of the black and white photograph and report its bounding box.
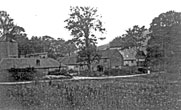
[0,0,180,109]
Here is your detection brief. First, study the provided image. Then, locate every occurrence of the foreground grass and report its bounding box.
[0,73,180,110]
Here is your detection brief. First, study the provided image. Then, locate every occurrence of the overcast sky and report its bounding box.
[1,0,181,45]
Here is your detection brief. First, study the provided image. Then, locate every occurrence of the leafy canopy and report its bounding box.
[146,10,181,71]
[65,6,105,47]
[0,11,25,41]
[110,25,147,50]
[65,6,106,70]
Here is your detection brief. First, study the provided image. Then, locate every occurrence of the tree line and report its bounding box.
[0,8,181,73]
[0,11,77,59]
[110,10,181,73]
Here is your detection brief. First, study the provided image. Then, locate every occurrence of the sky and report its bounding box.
[0,0,181,45]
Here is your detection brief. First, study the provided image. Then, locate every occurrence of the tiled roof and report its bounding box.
[0,58,60,69]
[98,49,123,66]
[119,48,137,60]
[58,49,124,66]
[98,49,119,58]
[135,50,146,59]
[119,48,147,61]
[58,55,78,65]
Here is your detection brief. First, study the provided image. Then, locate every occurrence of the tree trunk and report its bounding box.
[87,57,91,71]
[85,28,91,72]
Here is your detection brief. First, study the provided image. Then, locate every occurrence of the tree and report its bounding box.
[11,26,30,56]
[64,40,77,56]
[123,25,147,50]
[0,11,30,56]
[110,25,147,50]
[29,36,44,53]
[146,10,181,72]
[0,11,14,39]
[49,38,66,58]
[14,34,31,56]
[109,36,126,48]
[28,36,77,59]
[41,35,55,57]
[0,11,26,41]
[65,6,106,71]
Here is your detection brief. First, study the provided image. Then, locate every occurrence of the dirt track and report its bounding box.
[0,74,147,85]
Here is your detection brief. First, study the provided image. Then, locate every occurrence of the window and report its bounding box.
[97,65,103,72]
[115,66,119,69]
[104,58,108,63]
[36,59,40,66]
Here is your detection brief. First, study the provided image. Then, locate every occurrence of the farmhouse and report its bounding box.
[94,49,124,71]
[0,37,60,82]
[106,30,150,67]
[98,43,138,66]
[58,49,124,72]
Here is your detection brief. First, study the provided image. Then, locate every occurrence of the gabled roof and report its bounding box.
[119,48,147,61]
[98,49,123,66]
[58,55,78,65]
[135,50,146,59]
[98,49,122,58]
[0,58,60,69]
[119,48,137,60]
[58,49,124,66]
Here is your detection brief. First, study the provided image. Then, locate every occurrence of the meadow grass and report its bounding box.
[0,73,180,110]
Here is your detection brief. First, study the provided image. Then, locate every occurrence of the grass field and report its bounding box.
[0,73,180,110]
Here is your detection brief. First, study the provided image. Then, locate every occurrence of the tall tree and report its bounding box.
[146,10,181,72]
[0,11,14,39]
[124,25,147,50]
[0,11,30,56]
[64,40,77,56]
[41,35,55,53]
[29,36,77,59]
[110,25,147,50]
[14,34,31,56]
[0,11,25,41]
[30,36,44,53]
[65,6,105,71]
[11,26,29,56]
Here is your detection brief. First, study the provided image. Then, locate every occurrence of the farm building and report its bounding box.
[58,54,80,71]
[58,49,124,72]
[94,49,124,71]
[0,39,60,82]
[107,30,150,67]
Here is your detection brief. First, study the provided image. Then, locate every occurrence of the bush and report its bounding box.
[104,68,132,76]
[79,70,104,77]
[60,69,68,75]
[103,70,110,76]
[137,67,148,74]
[68,69,78,74]
[48,69,68,75]
[8,67,36,81]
